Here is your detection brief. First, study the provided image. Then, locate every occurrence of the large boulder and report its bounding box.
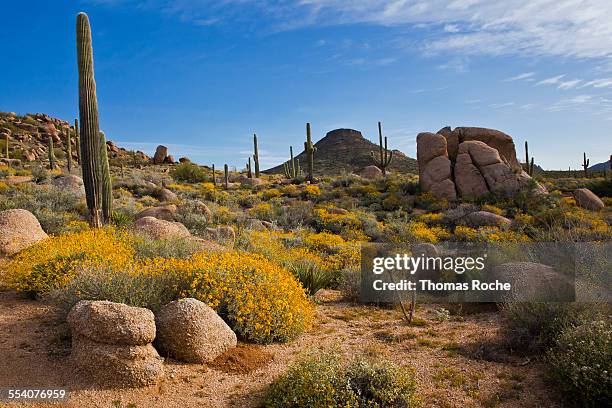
[153,145,168,165]
[135,204,178,221]
[359,165,383,179]
[52,175,84,195]
[132,216,191,240]
[0,209,48,257]
[67,300,156,345]
[157,188,178,202]
[155,298,237,363]
[573,188,605,211]
[204,226,236,246]
[71,334,164,387]
[492,262,574,302]
[416,133,456,200]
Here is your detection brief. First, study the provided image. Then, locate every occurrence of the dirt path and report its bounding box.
[0,289,561,408]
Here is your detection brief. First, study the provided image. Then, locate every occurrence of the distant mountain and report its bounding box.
[265,128,418,176]
[589,159,611,172]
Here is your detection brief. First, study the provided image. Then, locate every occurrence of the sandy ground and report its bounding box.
[0,288,562,408]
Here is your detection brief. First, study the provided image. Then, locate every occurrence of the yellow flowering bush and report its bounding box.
[302,184,321,198]
[392,221,450,243]
[454,226,530,243]
[482,204,504,215]
[4,228,134,295]
[141,251,315,343]
[259,188,282,200]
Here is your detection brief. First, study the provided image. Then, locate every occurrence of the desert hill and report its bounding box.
[265,128,418,176]
[0,112,149,166]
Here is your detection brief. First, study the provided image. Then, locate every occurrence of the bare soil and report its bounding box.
[0,288,561,408]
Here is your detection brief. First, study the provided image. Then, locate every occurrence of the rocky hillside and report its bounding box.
[265,128,418,176]
[0,112,149,166]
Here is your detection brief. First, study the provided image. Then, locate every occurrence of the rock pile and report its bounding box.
[417,127,546,200]
[67,300,164,387]
[153,145,174,164]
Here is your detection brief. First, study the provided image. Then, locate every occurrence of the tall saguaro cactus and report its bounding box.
[74,118,81,164]
[247,157,252,178]
[371,121,393,176]
[212,164,216,187]
[224,164,229,189]
[253,133,260,178]
[48,137,56,170]
[582,152,590,178]
[66,127,72,173]
[3,133,9,161]
[524,141,534,176]
[77,12,111,227]
[304,122,316,182]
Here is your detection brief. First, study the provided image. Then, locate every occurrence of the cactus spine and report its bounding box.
[224,164,229,189]
[66,127,72,173]
[253,133,260,178]
[283,146,300,179]
[74,118,81,164]
[247,157,252,178]
[582,152,590,178]
[371,121,393,176]
[304,122,316,182]
[48,136,56,170]
[524,141,535,176]
[77,12,111,227]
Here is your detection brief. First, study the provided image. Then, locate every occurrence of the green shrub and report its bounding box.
[170,162,208,183]
[262,351,418,407]
[286,259,339,296]
[587,179,612,198]
[500,302,599,352]
[547,320,611,407]
[131,235,203,259]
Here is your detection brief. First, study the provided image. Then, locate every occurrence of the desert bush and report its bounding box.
[500,302,601,352]
[170,162,208,183]
[4,228,134,295]
[547,320,611,407]
[262,351,418,407]
[131,235,203,259]
[285,259,339,296]
[586,178,612,198]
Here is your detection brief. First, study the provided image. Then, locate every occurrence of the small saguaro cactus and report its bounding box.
[304,122,316,182]
[77,12,112,227]
[74,118,81,164]
[371,121,394,176]
[582,152,590,178]
[524,141,535,176]
[283,145,301,179]
[224,164,229,189]
[48,137,56,170]
[3,133,8,159]
[66,127,72,173]
[253,133,260,178]
[247,157,253,178]
[212,164,216,187]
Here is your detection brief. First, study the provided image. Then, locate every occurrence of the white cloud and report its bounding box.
[490,102,515,108]
[536,74,566,86]
[557,79,582,90]
[504,72,535,82]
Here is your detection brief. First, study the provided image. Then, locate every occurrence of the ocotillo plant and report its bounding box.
[253,133,260,178]
[66,127,72,173]
[224,164,229,189]
[247,157,252,178]
[74,118,81,164]
[48,137,56,170]
[99,131,112,222]
[371,121,393,176]
[524,141,535,176]
[304,122,316,182]
[212,164,216,187]
[77,12,111,227]
[283,146,300,179]
[582,152,590,178]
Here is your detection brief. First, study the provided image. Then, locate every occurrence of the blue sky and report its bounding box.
[1,0,611,169]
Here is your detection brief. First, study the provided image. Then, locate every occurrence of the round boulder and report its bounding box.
[132,216,191,240]
[52,175,84,194]
[67,300,156,345]
[492,262,574,302]
[359,165,383,179]
[463,211,511,228]
[0,209,48,257]
[157,188,178,202]
[573,188,605,211]
[155,298,237,363]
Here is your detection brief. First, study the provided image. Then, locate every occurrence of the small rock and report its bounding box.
[135,204,178,221]
[132,216,191,240]
[463,211,511,228]
[52,175,84,195]
[205,226,236,246]
[157,188,178,202]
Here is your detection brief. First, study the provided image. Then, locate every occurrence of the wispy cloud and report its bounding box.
[536,74,566,86]
[503,72,535,82]
[557,79,582,90]
[490,102,515,108]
